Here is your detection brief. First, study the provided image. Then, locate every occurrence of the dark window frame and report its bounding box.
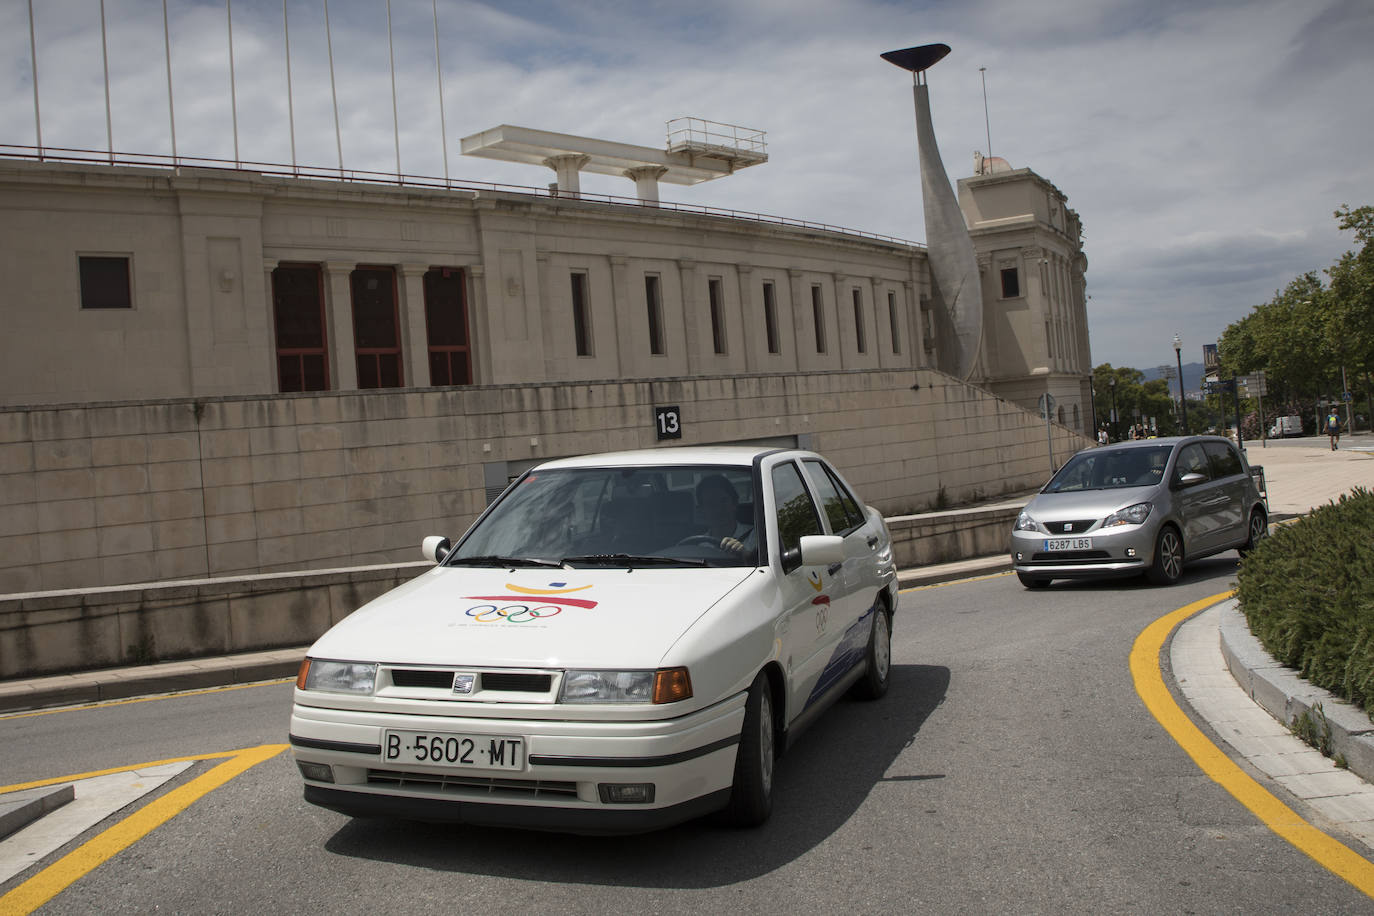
[271,262,330,392]
[645,274,665,356]
[351,265,404,389]
[762,281,780,354]
[571,271,593,357]
[852,288,866,354]
[1000,266,1021,298]
[708,277,727,355]
[78,254,133,310]
[811,284,827,353]
[888,291,901,354]
[423,266,471,386]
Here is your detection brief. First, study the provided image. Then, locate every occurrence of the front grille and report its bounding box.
[482,673,552,692]
[367,768,578,799]
[390,669,457,689]
[1027,551,1113,563]
[1044,519,1097,535]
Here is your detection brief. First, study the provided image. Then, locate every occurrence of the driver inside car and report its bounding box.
[694,474,755,557]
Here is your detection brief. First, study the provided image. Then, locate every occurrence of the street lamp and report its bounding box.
[1108,376,1118,442]
[1173,334,1188,433]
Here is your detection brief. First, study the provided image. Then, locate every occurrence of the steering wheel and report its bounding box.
[677,535,722,547]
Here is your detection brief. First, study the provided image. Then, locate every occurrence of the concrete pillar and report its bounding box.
[736,265,757,373]
[609,255,632,376]
[263,258,279,385]
[623,165,668,204]
[468,264,488,384]
[399,264,430,387]
[544,154,589,196]
[323,261,358,390]
[677,259,700,375]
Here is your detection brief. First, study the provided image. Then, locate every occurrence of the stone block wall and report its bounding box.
[0,368,1088,595]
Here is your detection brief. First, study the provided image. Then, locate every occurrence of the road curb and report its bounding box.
[1217,600,1374,782]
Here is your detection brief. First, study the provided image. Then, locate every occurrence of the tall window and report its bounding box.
[423,267,471,385]
[271,263,329,392]
[351,266,403,388]
[645,274,665,355]
[571,272,592,356]
[79,255,132,309]
[811,285,826,353]
[708,277,726,355]
[852,288,866,353]
[762,281,780,354]
[1000,267,1020,298]
[888,291,901,354]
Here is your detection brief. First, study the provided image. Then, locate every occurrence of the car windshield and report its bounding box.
[1043,446,1173,492]
[450,465,760,568]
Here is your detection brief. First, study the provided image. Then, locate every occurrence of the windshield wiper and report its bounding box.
[446,555,564,568]
[563,554,707,568]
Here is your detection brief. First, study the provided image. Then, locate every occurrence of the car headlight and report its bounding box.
[297,659,378,695]
[1102,502,1152,528]
[559,668,692,704]
[1014,511,1039,532]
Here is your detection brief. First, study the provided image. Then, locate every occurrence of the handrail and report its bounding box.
[0,143,922,250]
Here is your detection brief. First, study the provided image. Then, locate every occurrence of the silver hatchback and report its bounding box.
[1009,436,1268,588]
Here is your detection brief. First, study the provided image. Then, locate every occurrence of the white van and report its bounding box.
[1269,415,1302,438]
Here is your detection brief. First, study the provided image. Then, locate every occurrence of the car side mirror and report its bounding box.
[422,536,451,563]
[781,535,845,574]
[1178,472,1207,487]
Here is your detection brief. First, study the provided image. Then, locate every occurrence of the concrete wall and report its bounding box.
[0,369,1088,596]
[0,503,1026,682]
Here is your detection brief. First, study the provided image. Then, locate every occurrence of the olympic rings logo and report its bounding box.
[464,603,562,624]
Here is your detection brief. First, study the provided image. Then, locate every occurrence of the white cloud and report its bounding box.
[4,0,1372,371]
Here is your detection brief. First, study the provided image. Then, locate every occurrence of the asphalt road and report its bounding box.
[4,559,1372,914]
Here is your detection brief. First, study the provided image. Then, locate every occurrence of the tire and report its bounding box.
[1017,572,1051,589]
[1238,509,1268,557]
[850,605,892,700]
[1146,525,1184,585]
[720,672,775,827]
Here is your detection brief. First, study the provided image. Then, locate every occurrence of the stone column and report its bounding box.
[677,259,700,375]
[468,264,487,384]
[788,268,808,371]
[399,264,430,387]
[736,265,757,373]
[624,165,668,204]
[544,154,589,196]
[262,258,279,384]
[323,260,357,390]
[609,255,632,376]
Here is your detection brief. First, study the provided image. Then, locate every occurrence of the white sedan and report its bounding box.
[289,446,898,833]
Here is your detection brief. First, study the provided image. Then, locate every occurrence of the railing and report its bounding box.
[665,117,768,159]
[0,143,921,250]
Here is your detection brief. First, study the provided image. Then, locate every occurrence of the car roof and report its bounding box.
[535,445,800,471]
[1077,435,1239,454]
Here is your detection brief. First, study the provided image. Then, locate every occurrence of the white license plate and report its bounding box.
[1043,537,1092,551]
[383,730,524,770]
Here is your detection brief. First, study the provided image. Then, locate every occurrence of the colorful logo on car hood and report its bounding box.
[462,582,598,624]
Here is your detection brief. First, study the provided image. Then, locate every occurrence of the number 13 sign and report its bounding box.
[654,406,682,440]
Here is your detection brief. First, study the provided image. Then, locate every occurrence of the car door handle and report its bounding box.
[828,563,843,576]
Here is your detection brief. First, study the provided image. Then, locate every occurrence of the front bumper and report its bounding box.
[289,689,747,834]
[1008,524,1156,580]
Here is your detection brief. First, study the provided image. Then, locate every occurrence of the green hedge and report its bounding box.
[1237,487,1374,709]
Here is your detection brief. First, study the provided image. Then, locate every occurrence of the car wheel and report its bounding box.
[1146,525,1184,585]
[850,605,891,700]
[1238,509,1267,556]
[1017,572,1051,589]
[720,672,775,827]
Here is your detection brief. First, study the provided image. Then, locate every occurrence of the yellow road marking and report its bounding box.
[0,750,244,795]
[0,744,287,915]
[0,678,293,721]
[1132,593,1374,898]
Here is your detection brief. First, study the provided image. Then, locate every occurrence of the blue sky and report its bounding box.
[3,0,1372,372]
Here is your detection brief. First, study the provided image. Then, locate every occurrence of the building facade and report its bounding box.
[0,157,1093,592]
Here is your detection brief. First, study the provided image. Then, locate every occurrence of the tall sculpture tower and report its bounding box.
[882,44,984,381]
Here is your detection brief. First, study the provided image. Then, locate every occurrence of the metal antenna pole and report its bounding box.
[324,0,343,174]
[433,0,449,182]
[387,0,401,181]
[284,0,297,172]
[100,0,113,162]
[163,0,177,163]
[227,0,240,167]
[979,66,991,160]
[27,0,42,158]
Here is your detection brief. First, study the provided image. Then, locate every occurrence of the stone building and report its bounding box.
[0,152,1092,593]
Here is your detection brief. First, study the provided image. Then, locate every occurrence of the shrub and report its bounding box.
[1236,488,1374,709]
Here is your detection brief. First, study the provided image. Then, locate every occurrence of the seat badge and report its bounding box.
[452,673,476,694]
[1064,523,1073,532]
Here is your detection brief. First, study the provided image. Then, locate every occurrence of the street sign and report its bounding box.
[1345,391,1354,402]
[1038,393,1056,419]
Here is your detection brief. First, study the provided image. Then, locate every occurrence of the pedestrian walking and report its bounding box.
[1326,409,1342,450]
